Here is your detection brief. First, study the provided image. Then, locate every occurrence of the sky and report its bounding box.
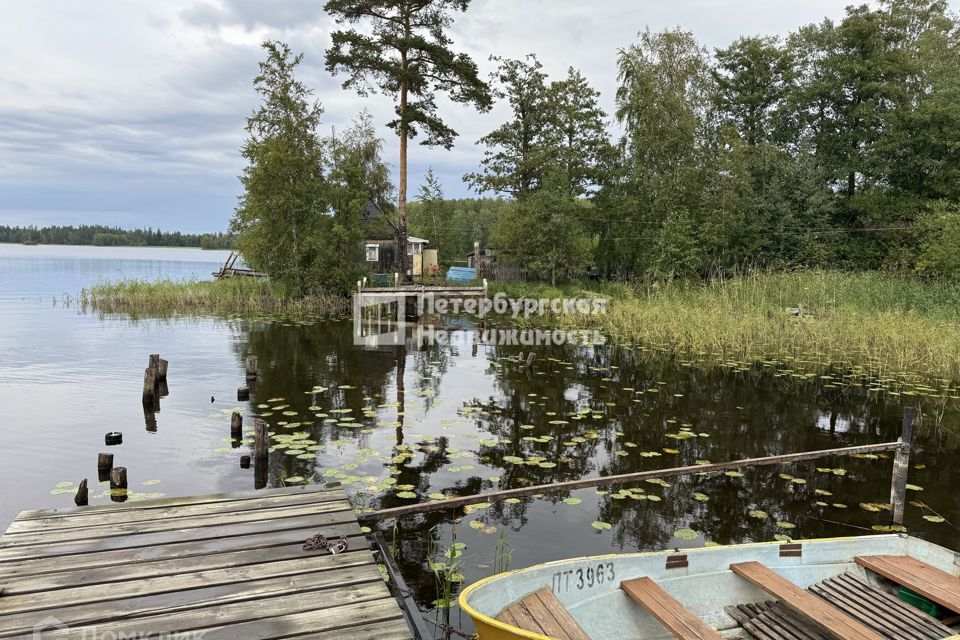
[1,0,949,234]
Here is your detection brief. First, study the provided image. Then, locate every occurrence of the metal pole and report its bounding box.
[361,440,902,523]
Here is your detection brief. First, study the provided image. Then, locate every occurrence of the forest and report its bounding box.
[234,0,960,293]
[0,225,234,249]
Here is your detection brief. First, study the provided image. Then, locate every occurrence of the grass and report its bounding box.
[81,277,351,317]
[496,271,960,383]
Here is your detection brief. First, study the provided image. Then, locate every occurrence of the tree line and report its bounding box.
[0,225,234,249]
[234,0,960,294]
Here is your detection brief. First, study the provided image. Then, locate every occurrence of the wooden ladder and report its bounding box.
[620,577,723,640]
[730,561,884,640]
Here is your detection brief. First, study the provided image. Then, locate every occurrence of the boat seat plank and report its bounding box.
[495,587,592,640]
[730,561,884,640]
[855,555,960,614]
[621,577,723,640]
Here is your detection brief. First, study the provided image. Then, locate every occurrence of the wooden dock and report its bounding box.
[0,484,413,639]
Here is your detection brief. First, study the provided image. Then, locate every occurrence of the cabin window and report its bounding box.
[365,244,379,262]
[407,242,423,256]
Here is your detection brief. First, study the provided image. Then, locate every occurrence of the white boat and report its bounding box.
[459,534,960,640]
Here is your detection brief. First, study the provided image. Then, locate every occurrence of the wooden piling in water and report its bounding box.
[74,479,88,506]
[245,356,258,380]
[157,357,168,380]
[110,467,128,503]
[149,354,160,371]
[142,367,156,405]
[98,453,114,470]
[240,455,251,469]
[254,421,268,459]
[890,406,916,525]
[237,386,250,401]
[110,467,128,490]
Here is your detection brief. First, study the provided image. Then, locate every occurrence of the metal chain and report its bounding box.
[439,624,478,640]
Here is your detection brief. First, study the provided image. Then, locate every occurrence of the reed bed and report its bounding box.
[534,271,960,383]
[82,278,351,317]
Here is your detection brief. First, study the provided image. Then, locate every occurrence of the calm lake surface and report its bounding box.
[2,244,959,633]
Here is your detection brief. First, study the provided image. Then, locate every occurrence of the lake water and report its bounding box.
[2,244,959,633]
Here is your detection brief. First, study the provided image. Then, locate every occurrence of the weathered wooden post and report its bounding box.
[104,432,122,446]
[240,455,251,469]
[157,357,168,380]
[98,453,114,470]
[890,406,916,525]
[231,411,243,447]
[142,367,156,405]
[149,354,160,372]
[110,466,128,503]
[254,421,268,460]
[237,386,250,401]
[74,479,88,506]
[245,356,258,381]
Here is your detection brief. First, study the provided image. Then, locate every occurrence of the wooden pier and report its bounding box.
[0,484,412,639]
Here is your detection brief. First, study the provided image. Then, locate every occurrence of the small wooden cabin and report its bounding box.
[362,200,437,279]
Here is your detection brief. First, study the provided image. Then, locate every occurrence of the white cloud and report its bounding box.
[1,0,950,232]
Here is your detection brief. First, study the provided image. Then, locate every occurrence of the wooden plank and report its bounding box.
[0,534,367,595]
[0,499,351,547]
[0,562,383,637]
[294,618,414,640]
[0,509,357,562]
[0,549,376,615]
[855,555,960,614]
[0,520,362,579]
[812,574,952,639]
[361,442,901,522]
[4,486,346,534]
[495,587,591,640]
[187,597,408,640]
[730,562,883,640]
[621,577,722,640]
[834,574,951,635]
[13,482,341,521]
[38,580,394,639]
[532,589,593,640]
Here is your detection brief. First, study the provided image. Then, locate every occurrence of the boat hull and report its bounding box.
[459,535,958,640]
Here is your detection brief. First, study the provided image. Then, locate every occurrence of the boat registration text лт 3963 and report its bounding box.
[551,562,616,593]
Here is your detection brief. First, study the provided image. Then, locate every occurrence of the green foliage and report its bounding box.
[916,201,960,277]
[324,0,492,273]
[0,225,233,248]
[232,42,332,295]
[465,55,551,198]
[492,174,592,284]
[407,197,507,265]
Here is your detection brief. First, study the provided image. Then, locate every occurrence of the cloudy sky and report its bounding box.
[2,0,946,233]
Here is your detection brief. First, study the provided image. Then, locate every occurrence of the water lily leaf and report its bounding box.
[693,493,710,502]
[469,520,485,529]
[905,484,923,491]
[748,510,769,520]
[923,515,946,523]
[776,521,796,529]
[562,497,582,505]
[673,528,699,541]
[591,521,612,531]
[815,489,833,496]
[725,471,744,478]
[539,462,557,468]
[141,480,162,486]
[831,468,847,476]
[396,491,418,499]
[428,492,447,501]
